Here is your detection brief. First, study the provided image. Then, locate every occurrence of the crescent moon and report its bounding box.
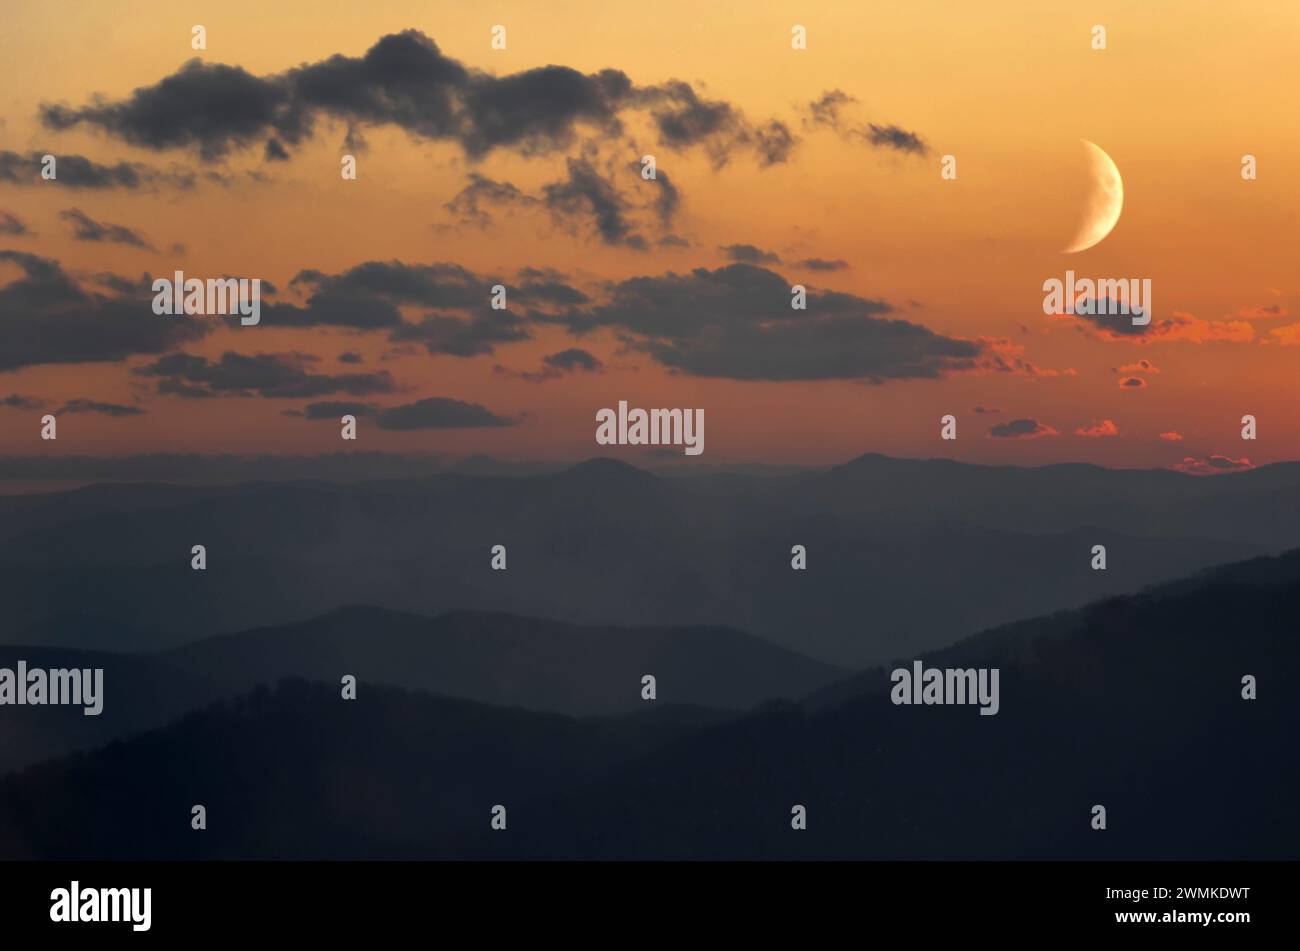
[1063,140,1123,253]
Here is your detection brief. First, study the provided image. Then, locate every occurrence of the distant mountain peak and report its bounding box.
[559,457,658,481]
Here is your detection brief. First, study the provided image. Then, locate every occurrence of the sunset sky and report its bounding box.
[1,0,1297,473]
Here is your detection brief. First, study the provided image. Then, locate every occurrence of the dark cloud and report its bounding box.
[972,405,1002,415]
[720,243,780,264]
[1069,297,1149,336]
[41,59,300,162]
[41,31,790,168]
[0,150,194,190]
[651,82,739,149]
[292,401,378,420]
[751,119,797,166]
[266,260,488,330]
[264,138,290,161]
[543,348,601,372]
[650,168,680,225]
[0,251,210,371]
[374,396,515,430]
[805,90,857,129]
[594,263,844,336]
[802,91,929,156]
[202,168,267,188]
[1118,376,1147,388]
[799,257,849,271]
[390,309,531,357]
[40,31,592,161]
[2,393,47,410]
[502,346,604,383]
[448,161,679,246]
[341,123,368,154]
[263,287,382,329]
[88,272,140,295]
[266,259,585,357]
[517,267,589,306]
[262,288,402,330]
[133,351,396,399]
[543,157,647,249]
[56,399,145,417]
[59,208,154,249]
[0,211,31,236]
[458,63,631,157]
[337,351,363,364]
[551,263,983,382]
[443,173,539,227]
[648,82,797,167]
[989,418,1058,440]
[864,123,928,155]
[290,260,485,311]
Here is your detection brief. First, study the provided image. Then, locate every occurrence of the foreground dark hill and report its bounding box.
[0,646,222,774]
[0,682,728,860]
[0,608,839,773]
[2,548,1296,859]
[504,550,1300,859]
[0,455,1286,666]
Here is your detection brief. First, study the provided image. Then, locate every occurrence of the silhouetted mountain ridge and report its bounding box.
[0,606,843,773]
[1,545,1296,859]
[2,452,1289,666]
[162,605,846,717]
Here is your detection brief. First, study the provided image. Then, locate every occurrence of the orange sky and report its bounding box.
[1,0,1297,470]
